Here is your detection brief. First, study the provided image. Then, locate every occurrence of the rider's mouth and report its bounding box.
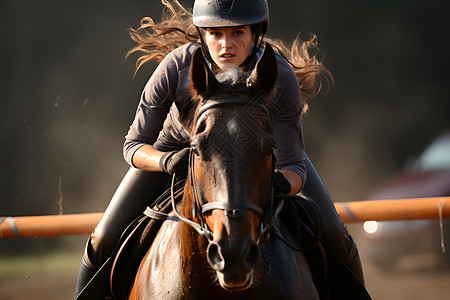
[220,53,235,60]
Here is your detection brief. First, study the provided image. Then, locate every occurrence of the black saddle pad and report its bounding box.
[277,195,324,252]
[110,216,154,299]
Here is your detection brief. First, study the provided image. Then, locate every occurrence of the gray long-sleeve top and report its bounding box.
[124,42,307,184]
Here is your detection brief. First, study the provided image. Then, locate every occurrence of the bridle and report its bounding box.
[171,98,284,244]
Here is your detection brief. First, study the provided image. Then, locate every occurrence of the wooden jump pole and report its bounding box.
[0,213,103,239]
[1,197,449,239]
[335,196,450,223]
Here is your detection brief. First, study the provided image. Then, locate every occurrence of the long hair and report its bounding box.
[127,0,333,115]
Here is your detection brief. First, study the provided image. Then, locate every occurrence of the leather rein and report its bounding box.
[170,99,284,244]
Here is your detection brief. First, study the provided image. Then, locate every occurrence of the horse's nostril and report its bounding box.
[245,243,260,269]
[207,242,225,271]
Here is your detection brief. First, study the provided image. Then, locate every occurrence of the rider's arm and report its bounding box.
[123,48,184,171]
[131,145,165,172]
[272,52,307,195]
[123,43,198,170]
[281,169,303,195]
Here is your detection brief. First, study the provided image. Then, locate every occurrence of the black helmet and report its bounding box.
[193,0,269,33]
[193,0,270,68]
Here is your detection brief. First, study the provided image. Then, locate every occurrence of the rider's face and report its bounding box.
[204,26,254,69]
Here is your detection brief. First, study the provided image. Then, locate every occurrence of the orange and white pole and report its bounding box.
[1,197,449,238]
[335,197,450,223]
[0,213,103,238]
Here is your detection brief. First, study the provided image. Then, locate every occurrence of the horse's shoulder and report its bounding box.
[255,219,319,299]
[133,218,184,299]
[148,216,182,271]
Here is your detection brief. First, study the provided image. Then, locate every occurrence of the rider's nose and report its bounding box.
[221,35,232,49]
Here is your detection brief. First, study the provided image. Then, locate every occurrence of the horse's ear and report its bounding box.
[249,43,278,93]
[190,47,218,99]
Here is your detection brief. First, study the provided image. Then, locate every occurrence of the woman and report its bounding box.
[75,0,365,298]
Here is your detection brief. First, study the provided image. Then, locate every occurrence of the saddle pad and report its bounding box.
[110,216,161,299]
[278,195,324,252]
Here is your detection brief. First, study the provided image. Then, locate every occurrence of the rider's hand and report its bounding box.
[159,148,190,177]
[273,170,292,195]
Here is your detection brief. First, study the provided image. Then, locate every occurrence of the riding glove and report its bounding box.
[159,148,190,177]
[273,170,292,195]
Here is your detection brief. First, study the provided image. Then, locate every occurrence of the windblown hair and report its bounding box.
[127,0,333,115]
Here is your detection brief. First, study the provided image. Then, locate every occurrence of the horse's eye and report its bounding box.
[192,145,198,155]
[191,144,200,158]
[195,119,207,135]
[266,149,274,160]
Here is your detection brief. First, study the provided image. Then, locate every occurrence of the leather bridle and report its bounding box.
[171,99,283,244]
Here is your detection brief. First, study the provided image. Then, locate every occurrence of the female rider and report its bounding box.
[75,0,365,298]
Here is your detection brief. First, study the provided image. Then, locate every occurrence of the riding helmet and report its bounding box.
[193,0,269,33]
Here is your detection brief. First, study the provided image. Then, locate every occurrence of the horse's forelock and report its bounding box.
[215,66,248,87]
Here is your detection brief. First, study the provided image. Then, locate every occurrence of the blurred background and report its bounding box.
[1,0,449,299]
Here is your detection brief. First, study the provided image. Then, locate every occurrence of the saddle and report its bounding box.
[276,195,324,251]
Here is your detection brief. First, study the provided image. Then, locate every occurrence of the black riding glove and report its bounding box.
[159,148,190,177]
[273,170,292,195]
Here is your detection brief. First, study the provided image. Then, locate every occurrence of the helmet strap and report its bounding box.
[196,27,219,68]
[241,23,265,69]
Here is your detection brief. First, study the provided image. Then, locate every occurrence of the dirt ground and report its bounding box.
[1,229,449,300]
[358,241,450,299]
[354,223,450,300]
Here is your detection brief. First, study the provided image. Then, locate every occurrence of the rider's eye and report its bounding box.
[209,31,221,38]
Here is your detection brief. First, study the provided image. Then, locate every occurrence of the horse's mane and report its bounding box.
[127,0,333,115]
[215,67,249,87]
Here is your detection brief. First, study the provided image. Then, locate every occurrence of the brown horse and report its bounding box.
[128,45,319,299]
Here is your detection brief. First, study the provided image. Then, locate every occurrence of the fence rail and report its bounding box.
[1,197,449,239]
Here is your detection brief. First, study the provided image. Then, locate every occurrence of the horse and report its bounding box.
[128,44,320,299]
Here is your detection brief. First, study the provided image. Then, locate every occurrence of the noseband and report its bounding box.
[171,98,282,244]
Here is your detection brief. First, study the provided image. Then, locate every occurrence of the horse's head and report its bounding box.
[180,44,279,291]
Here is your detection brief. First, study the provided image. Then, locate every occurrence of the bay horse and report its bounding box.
[129,44,320,299]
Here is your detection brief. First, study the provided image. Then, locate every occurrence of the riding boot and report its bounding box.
[346,235,365,285]
[74,259,97,299]
[301,153,370,298]
[74,239,99,299]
